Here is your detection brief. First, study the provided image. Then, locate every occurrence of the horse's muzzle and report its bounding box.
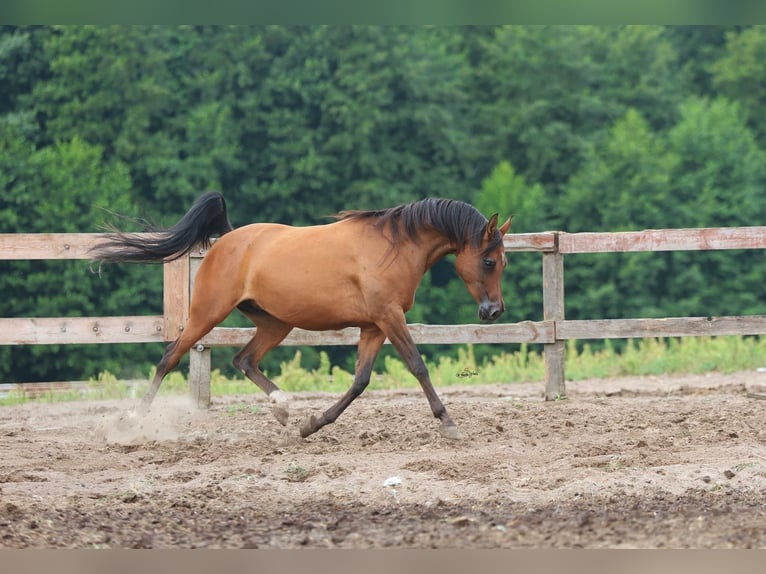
[478,300,504,322]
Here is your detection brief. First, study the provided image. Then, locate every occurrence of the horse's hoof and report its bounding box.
[271,404,289,427]
[277,427,303,446]
[115,411,139,432]
[299,415,318,438]
[269,391,289,427]
[439,424,463,440]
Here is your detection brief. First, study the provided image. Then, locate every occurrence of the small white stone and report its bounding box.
[383,476,402,487]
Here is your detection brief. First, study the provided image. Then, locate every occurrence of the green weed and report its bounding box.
[284,462,312,482]
[226,402,261,416]
[5,335,766,405]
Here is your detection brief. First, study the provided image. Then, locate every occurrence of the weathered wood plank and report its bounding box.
[199,321,554,347]
[0,381,89,398]
[559,227,766,254]
[0,316,165,345]
[0,380,144,398]
[542,251,566,400]
[557,316,766,340]
[0,233,115,260]
[189,346,212,409]
[5,227,766,261]
[404,322,553,344]
[188,242,214,258]
[504,232,557,252]
[542,253,565,322]
[162,256,190,341]
[191,234,558,255]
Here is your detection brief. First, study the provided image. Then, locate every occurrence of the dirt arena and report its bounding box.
[2,371,766,549]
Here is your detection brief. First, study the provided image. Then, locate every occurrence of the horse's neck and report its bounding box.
[414,229,458,272]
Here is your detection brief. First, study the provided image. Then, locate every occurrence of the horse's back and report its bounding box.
[213,219,374,264]
[199,219,400,329]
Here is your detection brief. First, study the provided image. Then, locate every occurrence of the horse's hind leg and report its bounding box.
[138,318,221,413]
[138,338,186,413]
[300,326,386,438]
[139,282,238,413]
[232,311,293,426]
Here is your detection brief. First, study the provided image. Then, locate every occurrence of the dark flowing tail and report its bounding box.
[90,191,234,263]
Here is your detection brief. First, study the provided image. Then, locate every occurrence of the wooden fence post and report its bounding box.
[190,342,212,408]
[162,256,190,341]
[187,246,212,409]
[542,235,566,400]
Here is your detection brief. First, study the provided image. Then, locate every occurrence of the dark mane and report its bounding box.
[336,198,502,255]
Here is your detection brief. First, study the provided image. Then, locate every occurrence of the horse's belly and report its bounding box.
[250,285,371,331]
[273,309,368,331]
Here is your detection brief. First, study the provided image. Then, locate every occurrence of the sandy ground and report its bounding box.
[2,371,766,548]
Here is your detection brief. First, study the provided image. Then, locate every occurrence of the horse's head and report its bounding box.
[455,213,512,321]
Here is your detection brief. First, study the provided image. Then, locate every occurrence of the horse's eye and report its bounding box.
[483,258,496,269]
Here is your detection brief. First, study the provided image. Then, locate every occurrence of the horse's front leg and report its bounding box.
[378,310,462,440]
[232,313,293,426]
[299,326,386,438]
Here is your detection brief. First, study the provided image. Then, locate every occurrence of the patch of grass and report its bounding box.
[226,402,261,416]
[481,343,545,385]
[284,462,313,482]
[6,335,766,406]
[0,387,29,407]
[86,371,134,400]
[210,370,259,395]
[732,462,758,473]
[602,457,626,473]
[276,351,354,393]
[566,335,766,380]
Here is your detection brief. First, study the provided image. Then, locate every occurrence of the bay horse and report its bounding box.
[92,193,512,440]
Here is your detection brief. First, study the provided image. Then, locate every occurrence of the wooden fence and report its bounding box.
[3,226,766,406]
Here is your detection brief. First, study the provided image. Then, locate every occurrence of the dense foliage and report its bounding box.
[3,25,766,382]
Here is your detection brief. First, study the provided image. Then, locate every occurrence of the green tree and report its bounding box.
[665,25,736,95]
[474,161,548,323]
[27,26,478,225]
[231,26,476,225]
[664,97,766,317]
[710,26,766,145]
[6,25,766,381]
[0,26,49,119]
[470,25,687,202]
[27,26,234,217]
[561,109,677,320]
[0,122,161,381]
[562,98,766,323]
[562,109,676,233]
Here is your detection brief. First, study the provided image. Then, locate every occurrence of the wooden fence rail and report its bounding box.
[3,226,766,405]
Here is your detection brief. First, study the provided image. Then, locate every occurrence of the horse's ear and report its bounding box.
[485,213,499,239]
[499,215,512,235]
